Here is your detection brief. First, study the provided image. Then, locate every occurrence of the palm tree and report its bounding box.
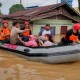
[78,0,80,11]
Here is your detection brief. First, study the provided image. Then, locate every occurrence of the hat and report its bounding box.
[24,21,29,25]
[2,20,8,24]
[73,23,80,30]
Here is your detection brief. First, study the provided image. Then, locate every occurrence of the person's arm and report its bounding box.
[50,29,55,42]
[38,39,44,46]
[3,28,11,37]
[16,28,31,33]
[38,29,44,36]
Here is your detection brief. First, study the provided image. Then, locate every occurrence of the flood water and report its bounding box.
[0,35,80,80]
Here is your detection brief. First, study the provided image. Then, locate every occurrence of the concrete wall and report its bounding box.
[33,19,73,35]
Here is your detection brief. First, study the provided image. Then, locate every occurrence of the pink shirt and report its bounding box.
[24,40,38,47]
[24,35,38,47]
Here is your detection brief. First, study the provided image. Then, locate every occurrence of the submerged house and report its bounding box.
[3,2,80,35]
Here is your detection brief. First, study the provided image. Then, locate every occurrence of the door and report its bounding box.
[61,26,67,34]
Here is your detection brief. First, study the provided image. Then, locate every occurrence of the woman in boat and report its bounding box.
[18,35,38,47]
[0,20,11,43]
[21,21,32,42]
[38,24,54,42]
[60,23,80,45]
[39,34,54,47]
[10,22,31,45]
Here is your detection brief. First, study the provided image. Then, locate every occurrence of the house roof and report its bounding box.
[3,2,80,22]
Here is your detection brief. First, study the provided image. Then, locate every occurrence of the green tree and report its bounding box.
[9,4,24,14]
[78,0,80,11]
[0,3,2,7]
[0,3,2,15]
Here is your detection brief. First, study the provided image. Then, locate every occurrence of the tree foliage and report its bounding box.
[0,3,2,7]
[9,4,24,14]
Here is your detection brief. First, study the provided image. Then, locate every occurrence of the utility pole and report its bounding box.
[20,0,21,4]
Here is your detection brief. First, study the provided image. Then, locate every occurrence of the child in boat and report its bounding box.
[18,35,38,47]
[39,34,54,47]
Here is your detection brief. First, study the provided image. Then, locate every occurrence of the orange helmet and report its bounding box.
[73,23,80,30]
[24,21,29,25]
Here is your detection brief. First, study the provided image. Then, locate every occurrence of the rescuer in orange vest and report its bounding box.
[61,23,80,45]
[22,21,32,41]
[0,20,11,43]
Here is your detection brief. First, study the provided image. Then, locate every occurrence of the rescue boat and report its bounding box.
[0,43,80,64]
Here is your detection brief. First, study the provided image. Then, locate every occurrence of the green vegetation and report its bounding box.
[9,4,25,14]
[0,3,2,15]
[0,3,2,7]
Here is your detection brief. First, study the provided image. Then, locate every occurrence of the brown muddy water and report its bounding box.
[0,35,80,80]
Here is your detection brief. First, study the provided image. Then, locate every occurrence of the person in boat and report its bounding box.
[0,28,5,41]
[10,22,31,45]
[18,35,38,47]
[0,20,11,43]
[39,34,54,47]
[60,23,80,45]
[38,24,54,42]
[21,21,32,42]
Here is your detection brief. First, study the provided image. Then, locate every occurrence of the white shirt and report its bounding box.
[43,41,53,46]
[40,30,51,40]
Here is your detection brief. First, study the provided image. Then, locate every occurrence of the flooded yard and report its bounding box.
[0,35,80,80]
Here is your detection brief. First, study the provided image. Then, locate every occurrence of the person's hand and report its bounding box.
[75,39,79,43]
[37,36,40,40]
[18,37,22,40]
[1,34,6,37]
[30,27,33,30]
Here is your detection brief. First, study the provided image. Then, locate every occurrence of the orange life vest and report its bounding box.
[0,27,2,35]
[22,29,31,36]
[0,32,5,40]
[2,27,11,39]
[0,27,5,40]
[69,34,78,41]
